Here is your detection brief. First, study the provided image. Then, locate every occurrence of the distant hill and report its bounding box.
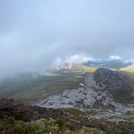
[120,65,134,72]
[47,63,96,73]
[83,59,132,69]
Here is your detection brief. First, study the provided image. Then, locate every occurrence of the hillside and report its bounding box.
[120,65,134,72]
[0,98,133,134]
[93,68,134,103]
[0,73,88,103]
[0,69,134,126]
[36,68,134,121]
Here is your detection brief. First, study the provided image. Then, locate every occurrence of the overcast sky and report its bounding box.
[0,0,134,77]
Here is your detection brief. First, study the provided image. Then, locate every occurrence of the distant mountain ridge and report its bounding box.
[47,63,96,73]
[46,59,132,74]
[83,59,132,69]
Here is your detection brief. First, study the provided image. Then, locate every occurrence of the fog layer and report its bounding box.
[0,0,134,78]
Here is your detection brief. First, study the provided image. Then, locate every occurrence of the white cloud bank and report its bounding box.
[109,55,122,60]
[53,54,127,67]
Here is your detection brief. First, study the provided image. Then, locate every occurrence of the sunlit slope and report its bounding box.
[47,64,96,73]
[0,73,88,103]
[120,65,134,72]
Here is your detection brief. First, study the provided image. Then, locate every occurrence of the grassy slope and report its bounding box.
[1,69,134,104]
[120,65,134,73]
[0,98,133,134]
[0,65,95,103]
[99,70,134,104]
[0,73,88,103]
[111,71,134,104]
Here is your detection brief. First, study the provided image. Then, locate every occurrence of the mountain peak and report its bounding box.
[93,68,125,88]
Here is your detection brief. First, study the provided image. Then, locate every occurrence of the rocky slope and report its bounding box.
[93,68,125,88]
[36,68,134,116]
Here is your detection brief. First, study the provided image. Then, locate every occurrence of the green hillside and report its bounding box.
[120,65,134,73]
[0,73,88,103]
[0,98,133,134]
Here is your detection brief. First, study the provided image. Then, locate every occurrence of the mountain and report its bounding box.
[83,59,132,69]
[47,63,96,73]
[0,68,134,121]
[36,68,134,117]
[0,69,134,133]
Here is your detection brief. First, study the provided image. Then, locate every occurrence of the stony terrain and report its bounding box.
[36,68,134,120]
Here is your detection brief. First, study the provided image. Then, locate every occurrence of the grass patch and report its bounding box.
[0,73,87,103]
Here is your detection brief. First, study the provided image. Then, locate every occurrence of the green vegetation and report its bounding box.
[59,108,90,117]
[0,99,133,134]
[0,73,87,103]
[0,70,134,133]
[0,118,105,134]
[120,71,134,82]
[1,116,132,134]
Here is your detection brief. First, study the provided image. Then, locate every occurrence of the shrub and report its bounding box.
[56,119,67,131]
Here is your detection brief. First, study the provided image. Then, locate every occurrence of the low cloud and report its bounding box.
[109,55,122,60]
[65,54,92,64]
[53,54,131,67]
[0,0,134,78]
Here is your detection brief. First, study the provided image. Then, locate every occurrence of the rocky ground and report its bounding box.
[36,69,134,121]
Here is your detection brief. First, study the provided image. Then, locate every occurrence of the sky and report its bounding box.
[0,0,134,78]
